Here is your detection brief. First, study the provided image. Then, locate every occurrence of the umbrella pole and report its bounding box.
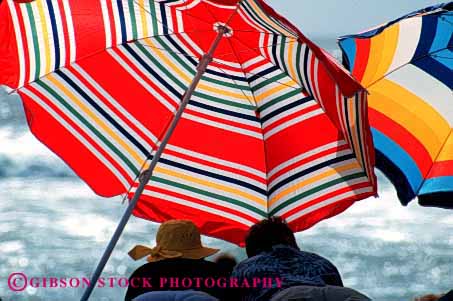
[80,26,228,301]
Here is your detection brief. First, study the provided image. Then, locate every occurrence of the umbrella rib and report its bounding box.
[136,41,201,59]
[211,59,300,91]
[214,39,298,59]
[229,34,307,92]
[416,130,453,196]
[225,37,271,214]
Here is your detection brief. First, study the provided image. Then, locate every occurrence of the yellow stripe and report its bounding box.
[373,24,399,86]
[361,24,399,87]
[369,79,451,159]
[437,132,453,162]
[287,41,298,81]
[269,162,361,207]
[143,39,249,101]
[138,0,148,38]
[47,74,143,164]
[37,0,52,75]
[154,166,267,207]
[254,80,297,103]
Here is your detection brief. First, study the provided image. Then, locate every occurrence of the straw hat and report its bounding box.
[128,220,219,262]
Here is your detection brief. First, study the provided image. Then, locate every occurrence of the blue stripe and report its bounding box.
[338,38,356,72]
[430,14,452,53]
[413,55,453,89]
[123,44,183,100]
[413,15,438,61]
[116,0,127,43]
[372,128,423,192]
[420,177,453,194]
[46,0,60,70]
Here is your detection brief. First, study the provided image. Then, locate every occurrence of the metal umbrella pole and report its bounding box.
[80,26,228,301]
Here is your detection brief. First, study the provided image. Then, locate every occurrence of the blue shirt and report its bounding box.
[232,245,343,301]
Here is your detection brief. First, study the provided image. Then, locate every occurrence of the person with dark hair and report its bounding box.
[214,253,238,275]
[232,217,370,301]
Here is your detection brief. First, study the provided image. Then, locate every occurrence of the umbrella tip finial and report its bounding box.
[213,22,233,37]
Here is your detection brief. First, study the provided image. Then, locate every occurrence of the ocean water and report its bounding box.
[1,42,452,301]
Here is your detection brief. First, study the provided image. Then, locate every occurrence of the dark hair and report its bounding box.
[214,253,238,274]
[245,217,298,258]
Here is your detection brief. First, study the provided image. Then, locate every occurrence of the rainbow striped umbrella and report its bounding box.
[0,0,376,298]
[339,2,452,208]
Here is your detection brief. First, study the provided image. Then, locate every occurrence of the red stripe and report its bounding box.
[78,50,175,142]
[361,92,377,189]
[69,0,105,61]
[427,161,453,179]
[352,38,370,83]
[56,1,71,67]
[26,85,134,185]
[167,117,267,171]
[288,198,356,233]
[106,0,116,47]
[133,187,257,246]
[112,47,179,108]
[369,108,432,176]
[20,88,129,197]
[265,113,340,171]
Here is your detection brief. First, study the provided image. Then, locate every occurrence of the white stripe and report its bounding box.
[111,0,123,45]
[62,0,76,62]
[264,108,324,140]
[20,4,36,83]
[313,58,325,110]
[52,1,66,67]
[101,0,112,48]
[388,17,422,73]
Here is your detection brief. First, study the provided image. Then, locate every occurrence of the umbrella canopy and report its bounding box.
[339,2,452,208]
[1,0,376,244]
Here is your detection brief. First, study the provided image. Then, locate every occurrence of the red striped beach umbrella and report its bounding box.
[0,0,377,299]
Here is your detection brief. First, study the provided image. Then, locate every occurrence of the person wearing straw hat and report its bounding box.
[124,220,232,301]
